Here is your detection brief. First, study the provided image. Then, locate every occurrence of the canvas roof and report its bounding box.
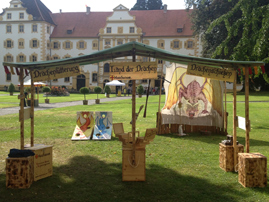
[2,41,265,70]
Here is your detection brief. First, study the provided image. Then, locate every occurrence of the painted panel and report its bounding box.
[72,111,94,140]
[92,111,113,140]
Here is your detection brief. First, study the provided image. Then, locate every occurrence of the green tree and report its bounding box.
[131,0,147,10]
[147,0,163,10]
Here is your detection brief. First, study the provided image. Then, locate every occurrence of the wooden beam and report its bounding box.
[233,75,238,171]
[245,67,250,153]
[30,72,34,147]
[158,64,164,133]
[132,48,136,166]
[224,81,227,134]
[19,67,24,150]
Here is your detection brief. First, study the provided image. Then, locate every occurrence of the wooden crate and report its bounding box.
[25,145,53,181]
[219,143,244,172]
[6,156,34,189]
[122,148,145,181]
[238,153,267,187]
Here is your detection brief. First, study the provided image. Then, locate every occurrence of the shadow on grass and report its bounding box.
[0,155,247,202]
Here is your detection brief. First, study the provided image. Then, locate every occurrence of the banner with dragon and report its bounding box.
[161,64,224,128]
[72,111,95,140]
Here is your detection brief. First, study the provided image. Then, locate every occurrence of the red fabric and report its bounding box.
[4,66,10,74]
[261,65,265,73]
[237,68,241,75]
[25,69,29,76]
[248,67,252,75]
[15,68,20,75]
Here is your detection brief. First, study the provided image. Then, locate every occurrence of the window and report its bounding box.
[158,60,163,64]
[105,39,111,46]
[67,30,72,34]
[7,40,12,48]
[173,41,179,48]
[129,27,135,33]
[19,13,24,19]
[32,55,37,62]
[53,56,59,60]
[92,41,98,50]
[158,40,165,49]
[7,55,12,62]
[117,39,123,45]
[66,42,70,49]
[53,42,59,49]
[142,79,147,83]
[64,77,70,82]
[19,41,24,48]
[32,40,38,48]
[118,27,123,34]
[92,73,97,82]
[53,79,58,82]
[7,25,12,33]
[106,27,111,33]
[32,24,37,32]
[177,28,183,33]
[104,63,110,72]
[47,26,50,34]
[79,41,84,49]
[142,57,148,62]
[19,25,24,33]
[6,73,11,81]
[7,13,12,19]
[187,41,193,49]
[19,55,24,62]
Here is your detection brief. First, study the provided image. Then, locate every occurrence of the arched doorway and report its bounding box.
[77,74,85,90]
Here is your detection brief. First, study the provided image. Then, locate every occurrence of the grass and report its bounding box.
[0,92,268,201]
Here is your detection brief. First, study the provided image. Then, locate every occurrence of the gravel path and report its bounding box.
[0,96,133,116]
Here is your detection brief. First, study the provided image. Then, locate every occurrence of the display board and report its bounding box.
[72,111,94,140]
[161,63,224,128]
[92,112,113,140]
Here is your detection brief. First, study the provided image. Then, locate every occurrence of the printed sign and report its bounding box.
[238,116,246,130]
[187,63,236,82]
[32,64,81,82]
[110,62,157,80]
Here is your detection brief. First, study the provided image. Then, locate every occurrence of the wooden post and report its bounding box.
[30,72,34,147]
[158,64,164,133]
[131,47,136,165]
[224,81,227,134]
[245,67,250,153]
[143,79,151,118]
[19,68,24,150]
[233,74,238,170]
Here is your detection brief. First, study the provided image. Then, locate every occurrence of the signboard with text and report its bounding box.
[32,64,81,82]
[110,62,157,80]
[187,63,236,82]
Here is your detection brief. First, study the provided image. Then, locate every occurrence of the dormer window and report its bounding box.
[67,30,73,34]
[177,28,183,33]
[107,27,111,33]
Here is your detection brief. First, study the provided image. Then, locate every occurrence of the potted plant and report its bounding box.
[137,84,144,98]
[42,86,51,104]
[80,87,90,105]
[104,85,111,98]
[8,83,15,96]
[94,86,102,104]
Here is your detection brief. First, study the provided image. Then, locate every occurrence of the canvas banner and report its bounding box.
[72,111,94,140]
[162,63,224,128]
[32,64,81,82]
[92,111,113,140]
[187,63,236,82]
[109,62,157,80]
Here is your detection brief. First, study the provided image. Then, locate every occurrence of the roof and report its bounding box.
[50,9,193,38]
[21,0,55,25]
[3,41,264,70]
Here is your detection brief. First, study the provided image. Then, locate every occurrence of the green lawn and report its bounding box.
[0,92,268,201]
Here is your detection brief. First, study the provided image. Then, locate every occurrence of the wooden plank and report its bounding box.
[30,74,34,147]
[19,67,24,150]
[233,75,238,171]
[224,81,227,134]
[245,67,250,153]
[157,64,164,133]
[19,108,31,122]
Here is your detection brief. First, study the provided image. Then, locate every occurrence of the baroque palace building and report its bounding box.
[0,0,202,91]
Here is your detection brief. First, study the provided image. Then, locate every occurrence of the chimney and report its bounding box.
[164,4,167,13]
[86,6,90,14]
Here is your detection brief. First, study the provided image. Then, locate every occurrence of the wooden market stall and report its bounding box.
[3,41,266,186]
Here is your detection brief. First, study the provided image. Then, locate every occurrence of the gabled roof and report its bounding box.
[50,9,193,38]
[3,41,264,70]
[21,0,55,25]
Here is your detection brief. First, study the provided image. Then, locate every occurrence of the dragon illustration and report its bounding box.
[77,112,91,132]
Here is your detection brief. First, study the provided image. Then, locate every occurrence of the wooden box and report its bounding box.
[122,148,145,181]
[238,153,267,187]
[25,145,53,181]
[219,143,244,172]
[6,156,34,189]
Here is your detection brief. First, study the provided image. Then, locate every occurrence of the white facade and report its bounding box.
[0,2,202,92]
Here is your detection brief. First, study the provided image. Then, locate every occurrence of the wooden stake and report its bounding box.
[233,74,238,170]
[131,47,136,165]
[19,68,24,150]
[224,81,227,134]
[143,79,151,118]
[245,67,250,153]
[158,64,164,133]
[30,71,34,147]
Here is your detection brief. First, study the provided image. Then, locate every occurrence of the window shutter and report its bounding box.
[16,55,19,62]
[4,41,6,48]
[11,55,13,62]
[11,41,13,47]
[170,41,173,49]
[4,56,7,62]
[58,42,61,49]
[30,40,32,48]
[37,40,40,47]
[63,42,65,49]
[76,42,79,49]
[184,42,187,48]
[84,42,87,49]
[71,42,73,49]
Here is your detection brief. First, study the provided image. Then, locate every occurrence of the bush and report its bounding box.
[104,85,111,94]
[137,84,144,95]
[8,83,15,93]
[42,87,51,99]
[94,86,102,99]
[79,87,90,100]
